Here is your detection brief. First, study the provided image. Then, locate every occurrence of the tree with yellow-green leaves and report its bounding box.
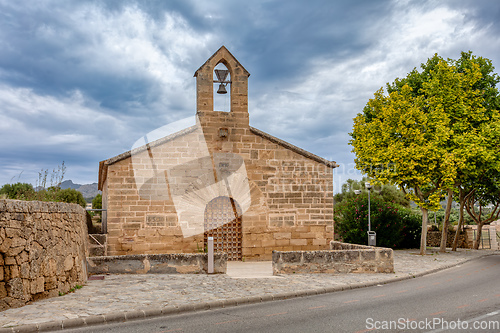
[449,53,500,251]
[350,52,500,255]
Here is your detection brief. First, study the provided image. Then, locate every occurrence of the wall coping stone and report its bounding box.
[0,199,85,214]
[272,241,394,275]
[87,253,227,274]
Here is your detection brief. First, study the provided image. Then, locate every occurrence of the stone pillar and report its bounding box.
[489,225,498,250]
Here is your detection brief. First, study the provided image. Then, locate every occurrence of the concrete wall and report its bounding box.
[272,241,394,275]
[0,200,88,310]
[87,253,227,274]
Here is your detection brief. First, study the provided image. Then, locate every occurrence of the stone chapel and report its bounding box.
[98,46,338,260]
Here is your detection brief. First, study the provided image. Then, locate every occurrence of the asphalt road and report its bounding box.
[64,255,500,333]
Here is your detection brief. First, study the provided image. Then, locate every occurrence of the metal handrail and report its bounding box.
[86,209,107,234]
[89,234,104,247]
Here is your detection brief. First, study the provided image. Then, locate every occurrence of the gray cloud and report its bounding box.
[0,0,499,189]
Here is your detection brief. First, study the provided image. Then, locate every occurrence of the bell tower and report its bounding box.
[194,46,250,130]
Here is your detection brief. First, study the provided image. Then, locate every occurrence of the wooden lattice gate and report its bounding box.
[204,196,242,261]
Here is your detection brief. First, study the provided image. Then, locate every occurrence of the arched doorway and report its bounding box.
[204,196,242,261]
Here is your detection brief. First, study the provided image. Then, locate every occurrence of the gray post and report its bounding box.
[367,191,377,247]
[365,182,374,246]
[208,237,214,274]
[368,188,371,233]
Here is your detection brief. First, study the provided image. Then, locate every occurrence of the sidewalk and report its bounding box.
[0,248,498,332]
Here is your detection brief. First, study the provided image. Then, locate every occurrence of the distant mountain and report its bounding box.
[61,180,101,198]
[78,183,101,198]
[60,180,81,190]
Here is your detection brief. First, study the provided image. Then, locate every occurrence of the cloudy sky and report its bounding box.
[1,0,499,191]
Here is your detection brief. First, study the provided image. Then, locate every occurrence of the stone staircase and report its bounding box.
[88,234,107,257]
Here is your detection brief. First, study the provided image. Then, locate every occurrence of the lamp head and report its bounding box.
[365,182,373,190]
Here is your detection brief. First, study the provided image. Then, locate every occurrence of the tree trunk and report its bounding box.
[420,207,428,255]
[452,188,465,251]
[474,223,484,250]
[440,189,453,252]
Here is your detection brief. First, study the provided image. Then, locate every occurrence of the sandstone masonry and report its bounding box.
[272,241,394,274]
[426,230,470,249]
[87,253,227,275]
[0,200,88,310]
[98,46,337,260]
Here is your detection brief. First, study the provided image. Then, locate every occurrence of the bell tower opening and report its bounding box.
[213,63,231,112]
[194,46,250,128]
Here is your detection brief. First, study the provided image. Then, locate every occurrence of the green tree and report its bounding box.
[334,177,409,208]
[92,194,102,210]
[450,52,500,250]
[54,188,86,208]
[335,193,421,249]
[0,183,36,200]
[351,52,499,255]
[463,167,500,249]
[334,178,419,248]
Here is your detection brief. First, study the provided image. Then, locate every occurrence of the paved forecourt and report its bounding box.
[0,249,497,332]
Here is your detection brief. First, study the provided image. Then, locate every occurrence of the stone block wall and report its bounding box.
[99,46,335,260]
[101,128,334,260]
[0,200,88,310]
[272,241,394,275]
[243,225,331,259]
[87,253,227,274]
[426,231,470,248]
[330,242,379,250]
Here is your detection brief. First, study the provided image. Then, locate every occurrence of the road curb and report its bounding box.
[1,252,497,332]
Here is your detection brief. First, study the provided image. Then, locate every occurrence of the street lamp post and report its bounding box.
[354,185,376,246]
[365,182,376,246]
[365,182,372,232]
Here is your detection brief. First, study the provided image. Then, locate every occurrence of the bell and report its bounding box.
[217,83,227,94]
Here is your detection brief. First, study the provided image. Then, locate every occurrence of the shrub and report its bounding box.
[335,193,421,249]
[0,183,36,200]
[55,188,86,208]
[0,182,87,207]
[398,208,422,249]
[92,194,102,210]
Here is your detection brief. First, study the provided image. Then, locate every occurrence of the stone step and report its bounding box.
[89,244,106,257]
[88,234,107,256]
[88,234,107,245]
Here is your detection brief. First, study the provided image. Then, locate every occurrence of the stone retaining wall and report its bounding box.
[426,230,471,248]
[329,242,376,250]
[87,253,227,274]
[272,241,394,275]
[0,200,88,310]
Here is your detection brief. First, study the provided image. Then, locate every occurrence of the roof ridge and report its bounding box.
[249,126,338,168]
[103,124,198,166]
[194,45,250,77]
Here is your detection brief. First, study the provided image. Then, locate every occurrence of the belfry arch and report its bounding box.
[194,46,251,129]
[213,62,231,112]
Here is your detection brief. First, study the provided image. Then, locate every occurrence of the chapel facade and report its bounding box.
[98,46,337,260]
